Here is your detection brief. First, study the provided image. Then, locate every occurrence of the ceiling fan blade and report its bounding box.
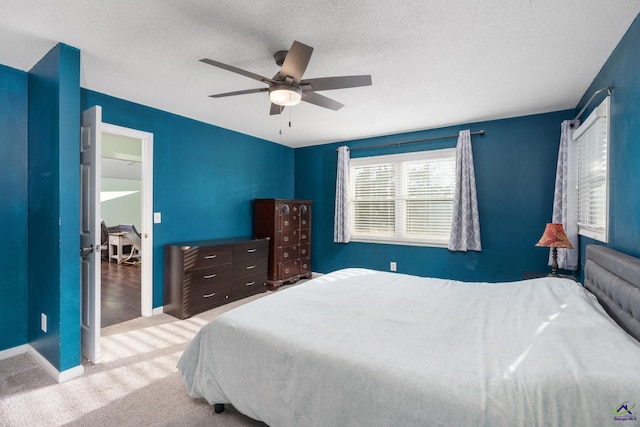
[301,92,345,111]
[278,41,313,84]
[200,58,276,85]
[301,75,372,92]
[209,88,269,98]
[270,103,284,116]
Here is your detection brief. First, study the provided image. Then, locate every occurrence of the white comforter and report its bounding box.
[177,269,640,427]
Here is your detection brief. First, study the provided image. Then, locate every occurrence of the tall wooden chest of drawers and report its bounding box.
[253,199,312,289]
[163,237,269,319]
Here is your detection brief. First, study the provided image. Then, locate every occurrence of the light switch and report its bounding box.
[154,212,162,224]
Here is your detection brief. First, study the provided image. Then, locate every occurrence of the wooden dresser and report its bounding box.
[163,237,269,319]
[253,199,312,289]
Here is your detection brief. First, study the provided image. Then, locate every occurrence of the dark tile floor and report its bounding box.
[101,259,141,327]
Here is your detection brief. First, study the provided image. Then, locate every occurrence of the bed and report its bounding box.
[177,245,640,426]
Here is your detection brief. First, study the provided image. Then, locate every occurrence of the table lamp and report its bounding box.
[535,223,574,276]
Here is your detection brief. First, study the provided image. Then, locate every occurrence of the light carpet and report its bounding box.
[0,289,288,426]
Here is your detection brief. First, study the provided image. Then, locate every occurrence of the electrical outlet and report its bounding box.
[41,313,47,333]
[154,212,162,224]
[390,261,397,272]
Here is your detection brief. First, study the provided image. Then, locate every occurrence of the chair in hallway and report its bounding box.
[119,224,142,264]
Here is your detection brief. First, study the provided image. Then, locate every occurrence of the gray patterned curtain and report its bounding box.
[448,130,481,252]
[334,146,350,243]
[550,120,579,270]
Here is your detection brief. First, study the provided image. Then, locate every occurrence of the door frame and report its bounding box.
[101,123,154,317]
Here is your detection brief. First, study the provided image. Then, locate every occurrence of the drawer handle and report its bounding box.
[284,220,289,226]
[245,281,256,287]
[246,265,256,270]
[283,236,289,242]
[205,255,217,259]
[301,234,307,240]
[204,274,217,279]
[301,249,307,255]
[247,248,256,253]
[283,252,289,258]
[203,292,216,298]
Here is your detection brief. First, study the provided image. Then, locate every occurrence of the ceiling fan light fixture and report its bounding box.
[269,84,302,106]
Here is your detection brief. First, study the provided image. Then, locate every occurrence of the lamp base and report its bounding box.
[549,247,559,276]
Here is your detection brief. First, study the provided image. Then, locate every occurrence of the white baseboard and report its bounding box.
[0,344,84,383]
[152,306,164,316]
[26,345,84,383]
[0,344,29,361]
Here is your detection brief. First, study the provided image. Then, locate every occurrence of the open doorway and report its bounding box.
[100,132,143,326]
[100,122,154,328]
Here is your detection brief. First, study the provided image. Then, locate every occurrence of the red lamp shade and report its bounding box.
[535,223,574,249]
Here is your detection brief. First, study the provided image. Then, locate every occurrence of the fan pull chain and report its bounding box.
[277,99,292,135]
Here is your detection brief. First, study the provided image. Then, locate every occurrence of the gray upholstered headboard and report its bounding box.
[584,244,640,342]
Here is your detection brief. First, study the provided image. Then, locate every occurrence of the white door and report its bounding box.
[80,106,102,363]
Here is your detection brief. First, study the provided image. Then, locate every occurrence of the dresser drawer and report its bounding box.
[278,244,299,261]
[233,239,268,262]
[184,264,232,288]
[299,243,310,259]
[279,215,297,232]
[300,258,311,274]
[277,259,299,280]
[184,281,231,316]
[279,229,298,246]
[232,273,268,300]
[182,245,232,270]
[233,259,267,277]
[275,202,296,232]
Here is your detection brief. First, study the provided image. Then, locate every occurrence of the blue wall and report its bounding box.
[295,110,573,282]
[27,44,81,371]
[80,90,295,308]
[575,12,640,268]
[0,65,29,350]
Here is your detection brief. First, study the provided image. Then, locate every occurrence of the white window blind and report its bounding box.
[573,96,609,242]
[349,149,456,246]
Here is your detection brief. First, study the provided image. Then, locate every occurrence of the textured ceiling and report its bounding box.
[1,1,639,147]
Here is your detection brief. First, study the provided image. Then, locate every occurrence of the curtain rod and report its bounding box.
[339,130,485,152]
[570,86,611,127]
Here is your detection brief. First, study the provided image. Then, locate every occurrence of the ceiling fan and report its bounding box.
[200,40,372,115]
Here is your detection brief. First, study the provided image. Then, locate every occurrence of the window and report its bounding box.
[574,96,609,242]
[349,149,456,246]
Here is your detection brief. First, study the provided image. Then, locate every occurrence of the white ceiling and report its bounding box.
[1,1,639,148]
